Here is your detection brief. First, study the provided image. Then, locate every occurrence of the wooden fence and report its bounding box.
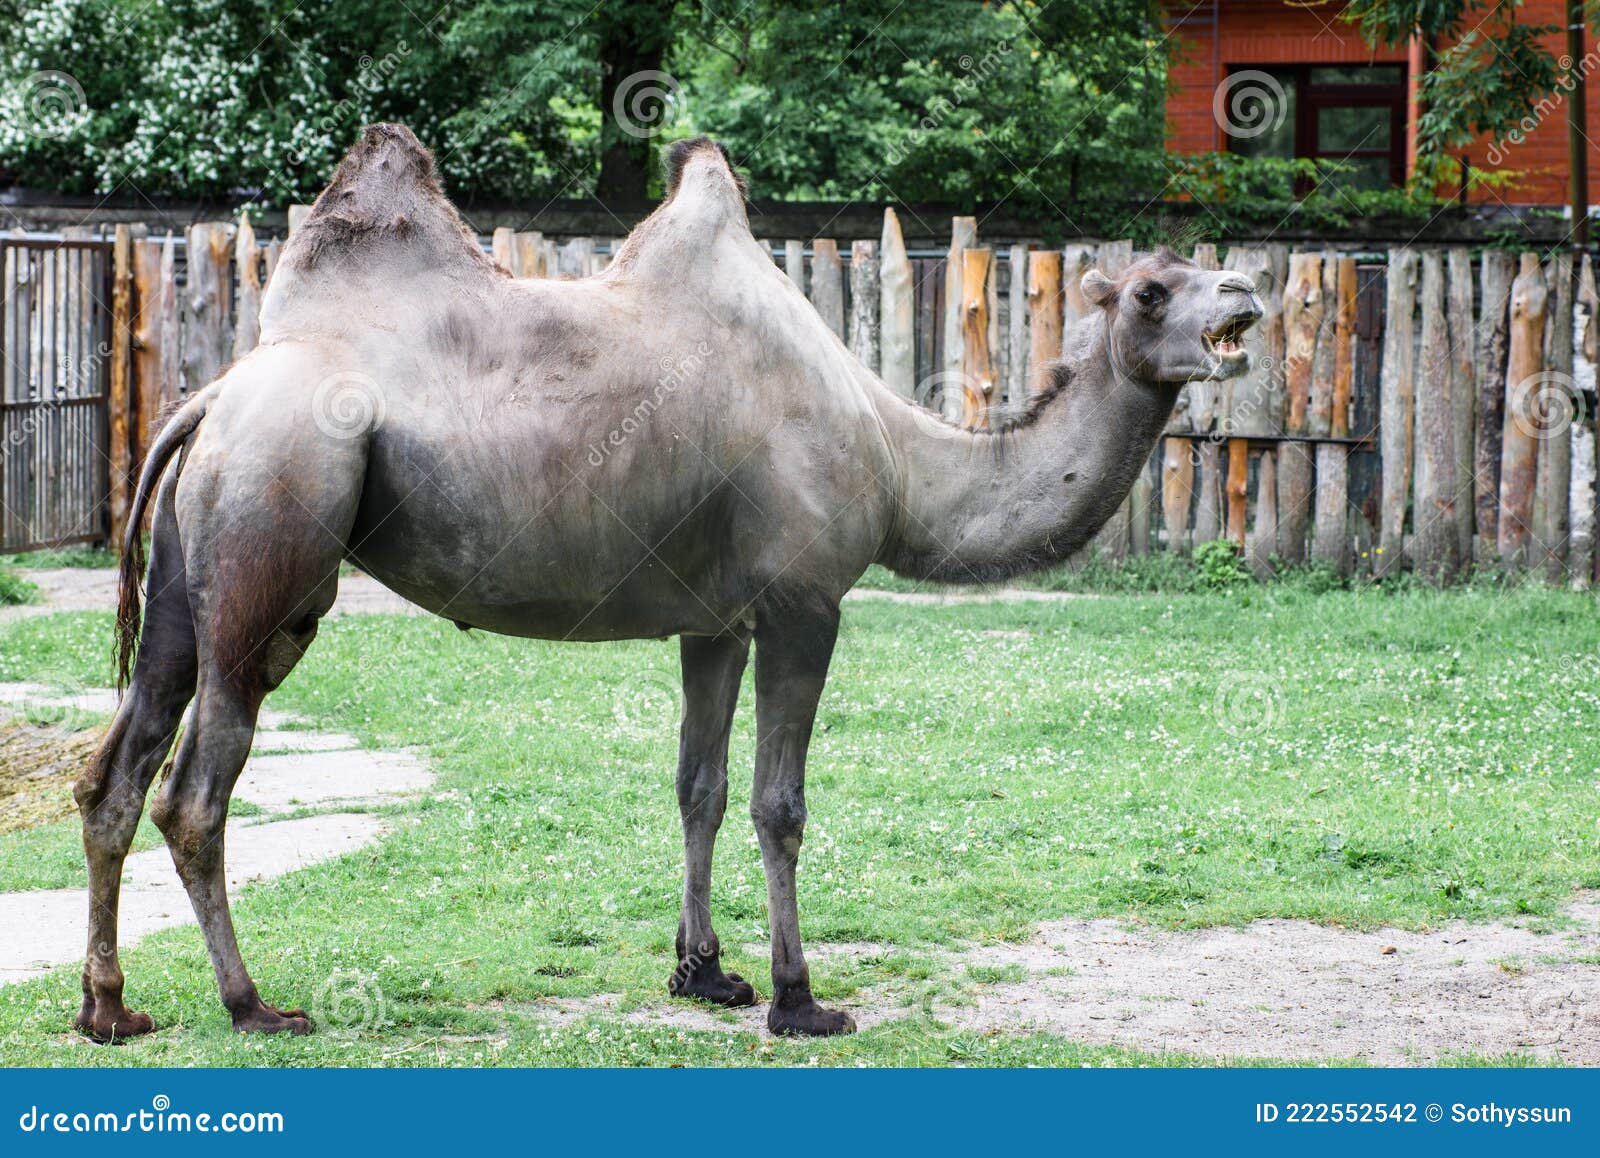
[9,210,1598,584]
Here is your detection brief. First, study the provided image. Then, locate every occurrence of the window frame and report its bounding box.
[1225,63,1409,189]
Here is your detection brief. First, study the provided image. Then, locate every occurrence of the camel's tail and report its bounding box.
[115,383,220,691]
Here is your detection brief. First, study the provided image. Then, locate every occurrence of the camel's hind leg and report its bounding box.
[73,472,197,1042]
[668,630,757,1007]
[150,380,366,1033]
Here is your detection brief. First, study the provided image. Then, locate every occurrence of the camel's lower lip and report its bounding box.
[1203,333,1248,359]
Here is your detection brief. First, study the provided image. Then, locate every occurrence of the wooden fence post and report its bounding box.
[784,239,805,293]
[1574,253,1600,586]
[1538,252,1574,581]
[1498,252,1548,567]
[1446,248,1475,560]
[1414,250,1460,582]
[1226,437,1249,546]
[557,238,593,278]
[1312,255,1357,574]
[941,217,977,421]
[108,225,134,550]
[1161,437,1194,552]
[1060,243,1098,353]
[879,209,914,396]
[130,239,162,464]
[1277,251,1321,563]
[1377,246,1418,576]
[960,248,995,427]
[1190,244,1224,546]
[1308,250,1337,437]
[1476,249,1516,555]
[181,221,235,397]
[1130,462,1153,556]
[809,238,844,338]
[1005,244,1027,405]
[1248,448,1277,577]
[848,240,880,373]
[232,213,262,358]
[492,226,514,273]
[1223,243,1284,437]
[1026,250,1062,398]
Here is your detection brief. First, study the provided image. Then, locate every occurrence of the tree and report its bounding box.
[0,0,1170,211]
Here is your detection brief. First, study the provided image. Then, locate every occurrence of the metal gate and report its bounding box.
[1,235,113,552]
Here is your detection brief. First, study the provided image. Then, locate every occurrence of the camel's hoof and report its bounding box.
[669,963,759,1008]
[73,1003,156,1044]
[768,998,857,1037]
[231,1003,314,1035]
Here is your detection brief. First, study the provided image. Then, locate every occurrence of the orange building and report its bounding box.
[1164,0,1591,208]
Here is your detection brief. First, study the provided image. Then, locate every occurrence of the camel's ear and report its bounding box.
[1081,269,1117,307]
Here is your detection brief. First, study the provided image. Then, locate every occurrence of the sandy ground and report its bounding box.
[0,684,433,986]
[522,907,1600,1066]
[0,567,1083,625]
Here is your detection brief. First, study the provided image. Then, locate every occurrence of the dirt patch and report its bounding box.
[514,906,1600,1065]
[943,899,1600,1065]
[0,720,103,834]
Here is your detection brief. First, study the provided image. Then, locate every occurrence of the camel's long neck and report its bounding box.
[873,318,1181,582]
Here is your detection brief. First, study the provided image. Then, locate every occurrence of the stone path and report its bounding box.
[0,683,433,986]
[0,567,1084,625]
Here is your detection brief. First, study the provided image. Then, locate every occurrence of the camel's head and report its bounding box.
[1081,249,1262,385]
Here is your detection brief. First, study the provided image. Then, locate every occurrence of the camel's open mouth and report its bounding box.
[1202,315,1252,361]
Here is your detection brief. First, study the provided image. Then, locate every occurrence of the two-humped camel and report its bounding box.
[74,125,1261,1040]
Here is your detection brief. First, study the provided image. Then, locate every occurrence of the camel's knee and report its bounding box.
[676,757,728,821]
[151,792,225,875]
[751,789,806,853]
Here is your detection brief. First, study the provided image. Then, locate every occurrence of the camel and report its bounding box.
[72,124,1261,1042]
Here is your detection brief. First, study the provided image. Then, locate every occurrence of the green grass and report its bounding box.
[0,568,39,606]
[0,584,1596,1067]
[1,547,117,570]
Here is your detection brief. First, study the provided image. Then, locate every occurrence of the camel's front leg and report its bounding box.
[751,607,855,1036]
[669,630,756,1007]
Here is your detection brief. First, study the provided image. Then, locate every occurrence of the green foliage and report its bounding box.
[1194,539,1249,590]
[0,0,1170,208]
[0,568,39,606]
[1344,1,1569,166]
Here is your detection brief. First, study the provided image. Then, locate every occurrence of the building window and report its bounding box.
[1226,64,1407,190]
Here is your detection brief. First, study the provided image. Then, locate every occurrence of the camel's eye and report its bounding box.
[1133,282,1167,309]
